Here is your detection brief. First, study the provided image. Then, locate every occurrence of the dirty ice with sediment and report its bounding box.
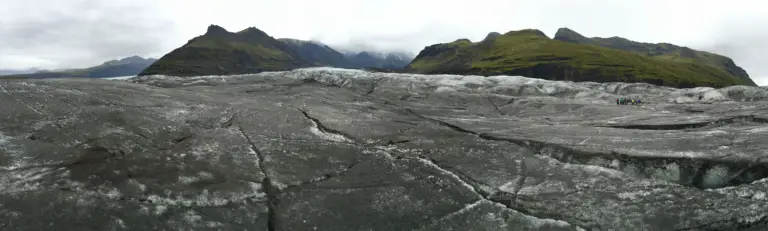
[2,67,768,230]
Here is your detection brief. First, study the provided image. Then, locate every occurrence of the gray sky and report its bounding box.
[1,0,766,85]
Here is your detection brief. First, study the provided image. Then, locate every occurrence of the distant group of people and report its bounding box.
[617,97,642,105]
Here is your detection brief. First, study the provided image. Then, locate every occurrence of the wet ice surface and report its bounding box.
[1,67,768,230]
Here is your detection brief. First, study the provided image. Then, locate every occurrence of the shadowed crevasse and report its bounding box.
[599,115,768,130]
[236,125,278,231]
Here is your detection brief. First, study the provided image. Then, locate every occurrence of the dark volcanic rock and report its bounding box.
[2,68,768,230]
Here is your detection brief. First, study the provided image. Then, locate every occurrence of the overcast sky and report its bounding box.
[1,0,766,84]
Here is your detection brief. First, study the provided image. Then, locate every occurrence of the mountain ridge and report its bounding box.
[140,25,414,76]
[0,68,42,76]
[552,27,755,86]
[406,28,756,88]
[0,56,157,79]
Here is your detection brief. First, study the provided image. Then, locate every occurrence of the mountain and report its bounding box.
[0,56,157,79]
[140,25,415,76]
[406,29,756,88]
[342,51,414,69]
[552,27,756,86]
[140,25,307,76]
[80,56,157,77]
[277,38,353,68]
[277,39,414,69]
[0,68,41,76]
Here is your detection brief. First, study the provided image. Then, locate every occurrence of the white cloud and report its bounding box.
[1,0,766,84]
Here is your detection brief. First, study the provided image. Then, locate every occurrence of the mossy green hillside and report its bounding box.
[407,29,753,88]
[140,25,305,76]
[553,28,755,86]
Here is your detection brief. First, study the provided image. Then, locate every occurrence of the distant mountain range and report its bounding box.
[406,28,756,88]
[0,56,157,79]
[0,68,43,76]
[139,25,414,76]
[4,25,755,88]
[140,25,754,88]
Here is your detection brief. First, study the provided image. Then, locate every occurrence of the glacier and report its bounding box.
[1,67,767,230]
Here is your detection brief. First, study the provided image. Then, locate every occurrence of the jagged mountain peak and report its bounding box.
[237,27,270,38]
[554,27,586,38]
[483,32,501,41]
[205,24,230,36]
[503,29,548,38]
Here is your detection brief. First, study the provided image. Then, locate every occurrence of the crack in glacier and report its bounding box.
[406,108,768,189]
[414,199,485,230]
[297,109,356,143]
[235,125,277,231]
[418,158,587,229]
[599,115,768,130]
[220,114,236,128]
[363,77,386,96]
[282,160,362,193]
[675,214,768,230]
[512,159,528,202]
[377,148,587,229]
[411,156,484,199]
[486,96,506,116]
